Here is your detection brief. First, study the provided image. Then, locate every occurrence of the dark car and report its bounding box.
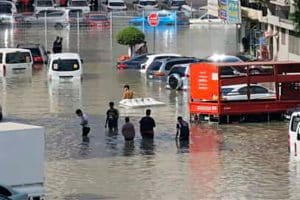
[117,53,152,70]
[146,57,201,80]
[16,43,48,64]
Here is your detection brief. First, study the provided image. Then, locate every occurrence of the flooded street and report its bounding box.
[0,22,299,199]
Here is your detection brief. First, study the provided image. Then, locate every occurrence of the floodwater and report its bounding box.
[0,21,298,200]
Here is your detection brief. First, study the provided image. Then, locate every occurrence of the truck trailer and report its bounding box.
[0,122,45,200]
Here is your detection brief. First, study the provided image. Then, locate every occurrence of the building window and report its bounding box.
[289,31,300,55]
[281,28,286,45]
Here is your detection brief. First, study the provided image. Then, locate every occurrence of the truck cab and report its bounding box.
[289,112,300,158]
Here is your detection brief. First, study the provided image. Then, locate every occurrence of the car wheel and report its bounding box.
[249,69,260,75]
[54,23,64,30]
[168,74,182,90]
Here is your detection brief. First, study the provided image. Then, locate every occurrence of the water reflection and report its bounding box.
[123,140,135,156]
[140,138,155,155]
[48,80,82,113]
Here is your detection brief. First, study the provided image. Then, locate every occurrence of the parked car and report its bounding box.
[16,43,48,64]
[221,84,275,101]
[48,53,83,81]
[0,48,33,77]
[146,57,200,80]
[189,13,225,24]
[101,0,127,12]
[23,9,70,29]
[0,5,14,25]
[84,12,110,27]
[133,0,158,11]
[67,0,90,13]
[33,0,55,13]
[206,54,265,74]
[140,53,181,73]
[68,9,85,26]
[0,1,17,14]
[0,184,28,200]
[116,53,152,69]
[166,63,191,90]
[167,0,186,10]
[129,10,189,26]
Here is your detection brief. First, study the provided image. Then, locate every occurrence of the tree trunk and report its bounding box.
[128,45,135,57]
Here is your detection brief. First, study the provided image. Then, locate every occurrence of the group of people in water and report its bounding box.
[75,84,190,144]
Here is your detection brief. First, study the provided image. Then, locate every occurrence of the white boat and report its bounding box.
[119,98,165,108]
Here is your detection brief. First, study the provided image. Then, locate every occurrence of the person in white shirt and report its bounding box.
[76,109,90,138]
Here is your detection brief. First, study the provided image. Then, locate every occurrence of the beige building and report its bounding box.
[241,0,300,60]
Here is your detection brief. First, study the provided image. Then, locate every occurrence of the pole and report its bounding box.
[77,11,80,53]
[153,26,155,53]
[44,12,47,51]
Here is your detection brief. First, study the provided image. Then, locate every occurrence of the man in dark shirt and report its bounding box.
[176,116,189,141]
[139,109,156,139]
[105,102,119,132]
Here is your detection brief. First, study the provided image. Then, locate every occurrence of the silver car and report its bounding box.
[23,9,70,29]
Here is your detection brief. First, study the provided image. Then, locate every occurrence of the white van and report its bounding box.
[289,112,300,158]
[0,48,33,77]
[48,53,83,81]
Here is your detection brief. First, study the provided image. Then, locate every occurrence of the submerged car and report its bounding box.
[133,0,159,11]
[48,53,83,81]
[0,184,28,200]
[16,43,48,64]
[84,13,110,27]
[129,10,189,26]
[117,53,152,70]
[221,84,275,101]
[189,13,225,24]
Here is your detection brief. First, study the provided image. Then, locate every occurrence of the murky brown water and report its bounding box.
[0,20,298,199]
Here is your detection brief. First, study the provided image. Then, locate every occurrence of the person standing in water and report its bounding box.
[122,84,134,99]
[176,116,189,141]
[121,117,135,141]
[139,109,156,139]
[75,109,91,139]
[105,102,119,132]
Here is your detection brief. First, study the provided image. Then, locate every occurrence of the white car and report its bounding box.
[168,0,186,10]
[24,9,70,29]
[189,13,225,24]
[140,53,181,73]
[48,53,83,81]
[101,0,127,12]
[67,0,90,13]
[133,0,158,11]
[0,1,17,14]
[0,48,33,77]
[221,84,275,101]
[166,63,190,90]
[34,0,55,13]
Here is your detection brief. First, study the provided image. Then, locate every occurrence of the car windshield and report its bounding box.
[148,61,162,71]
[69,10,83,17]
[6,52,31,64]
[52,59,80,71]
[140,1,157,6]
[89,15,107,20]
[201,14,218,19]
[109,2,125,6]
[171,1,185,6]
[37,1,53,6]
[70,1,88,6]
[27,48,41,56]
[222,88,234,96]
[0,5,12,14]
[169,66,186,76]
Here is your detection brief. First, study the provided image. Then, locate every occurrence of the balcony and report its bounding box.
[270,0,290,7]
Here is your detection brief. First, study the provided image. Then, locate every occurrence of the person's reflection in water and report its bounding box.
[79,137,90,157]
[140,138,155,155]
[176,139,189,153]
[105,129,118,150]
[123,140,135,156]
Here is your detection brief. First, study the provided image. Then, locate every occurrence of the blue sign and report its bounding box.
[227,0,240,23]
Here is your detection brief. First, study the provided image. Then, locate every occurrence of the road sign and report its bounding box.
[147,12,159,27]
